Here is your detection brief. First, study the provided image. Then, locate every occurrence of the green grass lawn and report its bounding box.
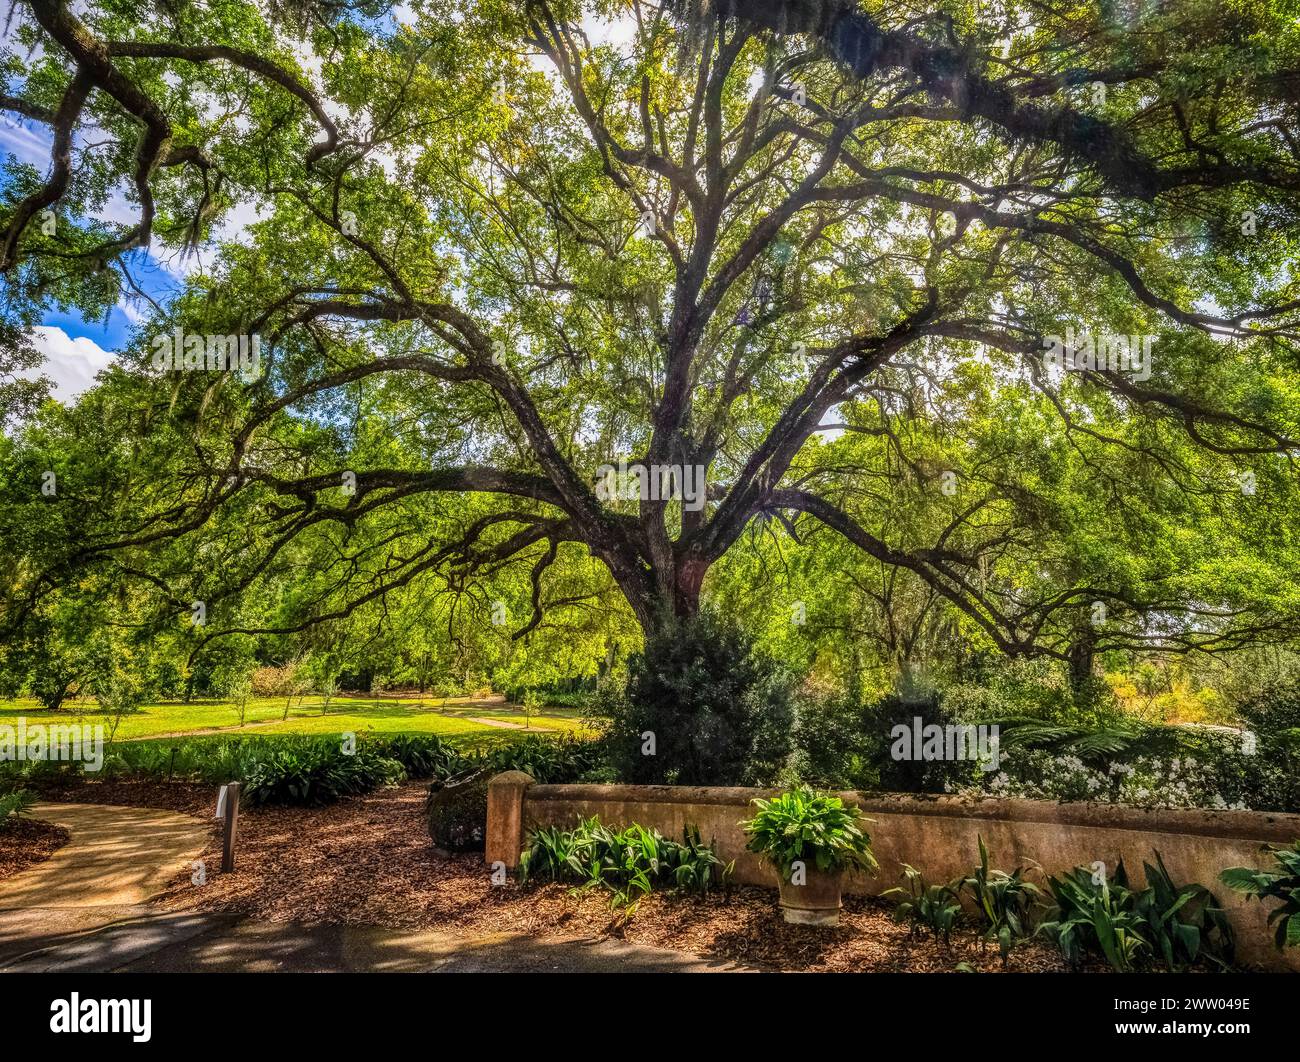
[0,694,587,744]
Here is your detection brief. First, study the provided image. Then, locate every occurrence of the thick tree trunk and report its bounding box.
[671,549,708,618]
[599,540,710,637]
[41,676,76,713]
[1067,631,1096,692]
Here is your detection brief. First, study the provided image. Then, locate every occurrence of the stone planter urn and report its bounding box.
[777,865,845,926]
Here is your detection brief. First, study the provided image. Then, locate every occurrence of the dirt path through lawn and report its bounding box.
[137,697,567,741]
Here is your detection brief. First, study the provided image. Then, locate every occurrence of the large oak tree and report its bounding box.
[2,0,1298,674]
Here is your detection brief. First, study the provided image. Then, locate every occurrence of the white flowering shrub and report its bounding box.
[941,729,1299,813]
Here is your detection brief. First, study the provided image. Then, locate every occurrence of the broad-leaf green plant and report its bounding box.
[885,864,962,943]
[1135,851,1235,971]
[1220,841,1300,952]
[1039,861,1149,971]
[740,786,877,882]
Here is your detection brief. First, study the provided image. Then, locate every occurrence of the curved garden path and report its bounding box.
[0,802,210,968]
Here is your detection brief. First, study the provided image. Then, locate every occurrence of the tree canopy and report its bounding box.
[2,0,1299,699]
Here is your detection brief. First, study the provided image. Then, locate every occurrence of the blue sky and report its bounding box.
[2,114,188,400]
[3,3,635,403]
[45,304,135,350]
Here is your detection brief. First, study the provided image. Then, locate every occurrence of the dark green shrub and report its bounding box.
[862,689,955,793]
[12,729,608,811]
[593,609,795,786]
[788,695,878,790]
[0,757,71,789]
[83,733,471,792]
[84,736,281,786]
[375,734,461,780]
[242,739,405,807]
[1238,682,1300,735]
[944,654,1115,726]
[478,733,607,782]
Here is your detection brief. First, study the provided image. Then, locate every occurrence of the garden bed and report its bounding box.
[0,817,72,883]
[24,770,1288,971]
[129,782,1084,971]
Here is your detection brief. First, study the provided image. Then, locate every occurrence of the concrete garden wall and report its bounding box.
[485,775,1300,971]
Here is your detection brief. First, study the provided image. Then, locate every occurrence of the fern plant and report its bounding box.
[0,788,34,827]
[991,717,1154,764]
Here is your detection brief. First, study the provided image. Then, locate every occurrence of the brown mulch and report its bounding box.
[0,817,72,882]
[48,781,1076,972]
[33,779,221,819]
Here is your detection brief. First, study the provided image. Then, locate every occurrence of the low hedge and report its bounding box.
[0,731,607,809]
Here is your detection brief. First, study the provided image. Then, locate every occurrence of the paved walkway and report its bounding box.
[0,803,747,973]
[0,803,210,909]
[0,802,210,966]
[3,914,747,972]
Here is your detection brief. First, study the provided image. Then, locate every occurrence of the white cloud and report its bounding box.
[213,196,271,244]
[0,119,55,169]
[116,297,148,326]
[281,32,325,85]
[815,404,845,443]
[24,326,117,403]
[89,184,144,228]
[374,147,402,180]
[580,12,639,50]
